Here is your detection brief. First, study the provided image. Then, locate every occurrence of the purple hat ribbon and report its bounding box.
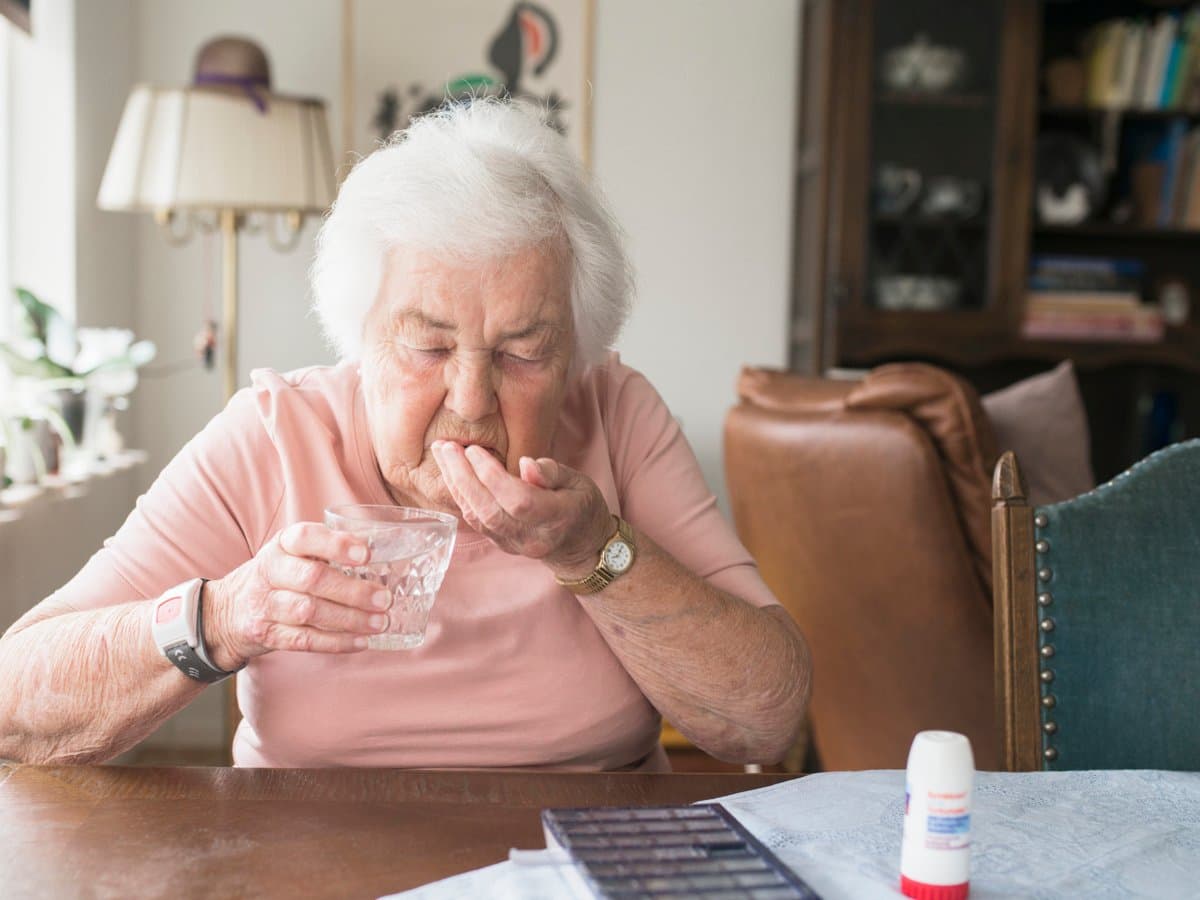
[193,72,270,113]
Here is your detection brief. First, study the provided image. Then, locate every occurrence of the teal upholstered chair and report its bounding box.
[992,440,1200,771]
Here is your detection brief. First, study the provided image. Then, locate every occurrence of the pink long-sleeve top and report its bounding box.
[49,354,779,769]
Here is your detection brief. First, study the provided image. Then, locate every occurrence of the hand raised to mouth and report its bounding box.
[430,439,613,576]
[431,439,505,465]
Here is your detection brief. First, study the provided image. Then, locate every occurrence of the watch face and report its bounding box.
[603,539,634,573]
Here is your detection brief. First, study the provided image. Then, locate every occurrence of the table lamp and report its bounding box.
[98,36,335,400]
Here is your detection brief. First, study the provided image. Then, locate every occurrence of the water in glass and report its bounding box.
[324,506,457,650]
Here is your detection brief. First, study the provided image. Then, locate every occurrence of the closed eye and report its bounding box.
[499,351,540,365]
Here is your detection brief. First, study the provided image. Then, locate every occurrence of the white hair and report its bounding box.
[311,98,633,369]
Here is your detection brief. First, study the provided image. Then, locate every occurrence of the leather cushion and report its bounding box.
[983,360,1095,506]
[845,364,999,596]
[736,363,999,597]
[737,367,857,414]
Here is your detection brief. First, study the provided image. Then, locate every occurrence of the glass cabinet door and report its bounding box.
[867,0,1005,314]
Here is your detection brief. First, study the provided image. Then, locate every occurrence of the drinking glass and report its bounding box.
[323,505,457,650]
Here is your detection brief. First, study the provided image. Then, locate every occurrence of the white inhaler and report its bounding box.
[900,730,974,899]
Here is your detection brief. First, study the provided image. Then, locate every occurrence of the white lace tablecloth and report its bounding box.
[389,770,1200,899]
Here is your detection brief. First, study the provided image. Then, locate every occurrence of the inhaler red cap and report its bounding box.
[901,874,969,899]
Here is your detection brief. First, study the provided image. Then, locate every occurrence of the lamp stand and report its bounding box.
[219,207,242,764]
[219,209,241,402]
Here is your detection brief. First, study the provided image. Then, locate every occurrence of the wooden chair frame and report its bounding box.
[991,450,1043,771]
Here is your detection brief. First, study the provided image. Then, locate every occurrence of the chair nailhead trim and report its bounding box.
[1035,513,1059,769]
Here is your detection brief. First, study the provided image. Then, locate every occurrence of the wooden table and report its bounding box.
[0,763,797,899]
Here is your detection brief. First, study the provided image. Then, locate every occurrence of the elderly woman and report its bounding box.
[0,100,810,770]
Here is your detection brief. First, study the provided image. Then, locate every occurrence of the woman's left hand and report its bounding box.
[431,440,613,576]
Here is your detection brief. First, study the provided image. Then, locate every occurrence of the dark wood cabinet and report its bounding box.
[794,0,1200,480]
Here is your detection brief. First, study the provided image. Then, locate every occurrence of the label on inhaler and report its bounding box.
[907,782,970,851]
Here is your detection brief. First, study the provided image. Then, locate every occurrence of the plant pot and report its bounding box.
[29,418,59,476]
[5,420,44,484]
[54,388,87,444]
[81,392,126,460]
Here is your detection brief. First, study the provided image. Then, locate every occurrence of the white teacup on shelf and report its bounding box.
[876,164,924,215]
[920,176,984,219]
[881,33,968,94]
[875,275,963,311]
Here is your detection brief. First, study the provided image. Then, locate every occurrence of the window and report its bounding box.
[0,18,11,342]
[1,2,75,339]
[0,2,78,428]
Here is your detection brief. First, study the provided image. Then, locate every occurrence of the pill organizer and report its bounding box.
[540,803,821,899]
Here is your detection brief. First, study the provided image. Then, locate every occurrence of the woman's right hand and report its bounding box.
[201,522,391,671]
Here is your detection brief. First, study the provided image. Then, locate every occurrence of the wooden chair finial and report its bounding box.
[993,450,1028,505]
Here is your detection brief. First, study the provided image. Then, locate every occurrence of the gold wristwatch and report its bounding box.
[555,515,637,595]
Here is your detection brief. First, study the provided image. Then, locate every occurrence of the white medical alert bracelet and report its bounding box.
[151,578,244,684]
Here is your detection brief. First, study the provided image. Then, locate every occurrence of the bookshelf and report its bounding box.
[1041,104,1200,121]
[1035,222,1200,237]
[793,0,1200,480]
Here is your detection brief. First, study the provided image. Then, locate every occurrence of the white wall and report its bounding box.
[595,0,798,509]
[76,0,137,332]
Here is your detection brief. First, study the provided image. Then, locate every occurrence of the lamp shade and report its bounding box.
[98,84,335,214]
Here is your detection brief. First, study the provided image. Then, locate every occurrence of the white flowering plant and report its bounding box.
[0,287,156,396]
[0,288,157,482]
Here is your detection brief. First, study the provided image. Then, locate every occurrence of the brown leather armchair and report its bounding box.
[725,364,999,771]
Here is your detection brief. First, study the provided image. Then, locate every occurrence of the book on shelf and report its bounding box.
[1131,19,1155,106]
[1143,14,1176,108]
[1026,290,1143,314]
[1160,119,1189,223]
[1171,128,1200,219]
[1021,308,1166,343]
[1085,19,1128,107]
[1028,255,1145,293]
[1122,118,1200,226]
[1174,9,1200,107]
[1141,389,1185,455]
[1030,254,1145,276]
[1023,252,1162,341]
[1168,12,1200,106]
[1079,9,1200,111]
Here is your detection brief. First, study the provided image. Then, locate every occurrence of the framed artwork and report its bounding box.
[0,0,31,34]
[341,0,594,169]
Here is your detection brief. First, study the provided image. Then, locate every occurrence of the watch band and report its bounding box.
[151,578,243,684]
[555,516,636,595]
